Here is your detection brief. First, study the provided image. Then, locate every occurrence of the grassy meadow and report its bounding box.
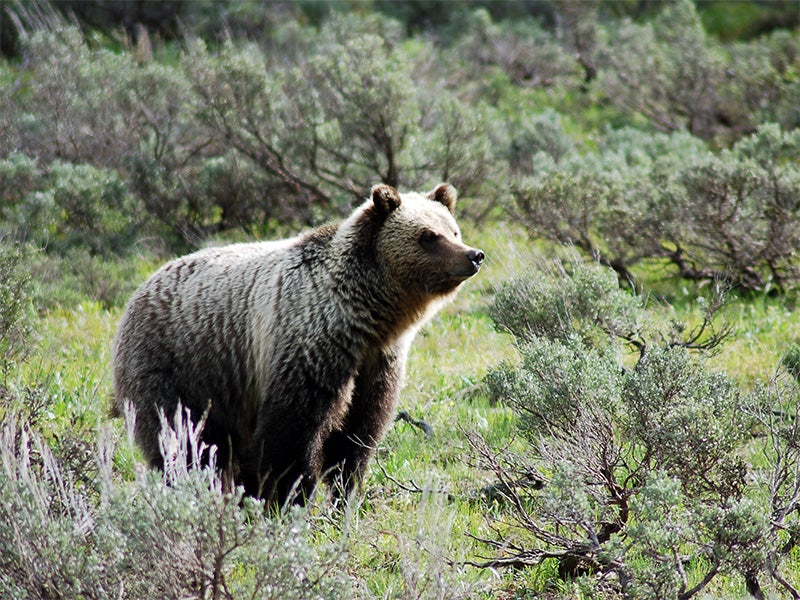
[4,220,798,598]
[2,0,799,597]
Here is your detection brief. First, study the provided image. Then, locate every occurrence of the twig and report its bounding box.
[375,456,452,498]
[395,410,434,440]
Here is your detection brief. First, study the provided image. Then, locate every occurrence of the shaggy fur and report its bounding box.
[112,183,483,504]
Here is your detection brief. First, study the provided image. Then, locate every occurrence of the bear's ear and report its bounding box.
[428,183,457,214]
[371,184,402,216]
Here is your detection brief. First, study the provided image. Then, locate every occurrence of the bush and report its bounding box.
[2,159,144,256]
[0,152,39,208]
[12,26,140,166]
[0,407,354,599]
[7,22,215,249]
[511,124,800,292]
[414,93,499,204]
[596,0,725,140]
[43,161,142,255]
[450,9,583,92]
[506,109,574,174]
[477,258,795,598]
[489,256,642,346]
[590,0,797,141]
[668,123,800,293]
[4,2,797,258]
[0,242,33,380]
[723,29,800,133]
[187,14,501,220]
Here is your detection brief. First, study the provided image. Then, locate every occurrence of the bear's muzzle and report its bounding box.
[448,246,485,279]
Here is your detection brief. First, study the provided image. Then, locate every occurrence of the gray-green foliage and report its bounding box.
[15,24,192,169]
[38,161,140,255]
[481,259,791,598]
[490,256,642,345]
[0,242,32,379]
[0,152,39,212]
[596,0,724,139]
[449,8,583,94]
[591,0,798,140]
[2,2,798,267]
[11,25,206,245]
[0,156,144,256]
[3,13,500,248]
[186,14,497,217]
[506,109,574,174]
[0,408,353,600]
[672,123,800,293]
[718,29,800,133]
[5,23,245,245]
[512,123,800,292]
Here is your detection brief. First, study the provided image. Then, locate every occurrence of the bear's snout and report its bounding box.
[461,247,484,277]
[449,246,484,279]
[468,248,485,270]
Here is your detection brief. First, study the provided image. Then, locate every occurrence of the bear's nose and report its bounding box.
[468,249,485,268]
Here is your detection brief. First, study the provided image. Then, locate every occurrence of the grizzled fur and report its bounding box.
[112,183,483,504]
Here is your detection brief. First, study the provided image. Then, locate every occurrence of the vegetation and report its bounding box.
[510,123,800,293]
[0,411,354,600]
[1,0,799,598]
[479,259,797,598]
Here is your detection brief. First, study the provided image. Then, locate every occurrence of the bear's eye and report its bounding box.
[419,230,440,248]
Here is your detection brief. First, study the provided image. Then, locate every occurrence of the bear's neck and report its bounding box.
[325,212,444,348]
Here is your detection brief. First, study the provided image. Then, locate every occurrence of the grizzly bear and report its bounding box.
[112,183,483,504]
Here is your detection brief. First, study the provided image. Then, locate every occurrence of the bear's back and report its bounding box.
[112,237,306,420]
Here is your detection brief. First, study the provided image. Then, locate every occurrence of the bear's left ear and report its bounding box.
[428,183,457,214]
[372,184,402,216]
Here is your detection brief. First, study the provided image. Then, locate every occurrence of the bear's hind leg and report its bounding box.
[115,372,183,471]
[241,420,320,506]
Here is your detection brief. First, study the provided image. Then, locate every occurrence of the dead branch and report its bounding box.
[395,410,434,440]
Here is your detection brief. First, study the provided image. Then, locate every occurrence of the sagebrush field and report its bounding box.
[1,1,799,598]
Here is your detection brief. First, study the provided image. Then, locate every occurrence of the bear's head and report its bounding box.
[370,183,484,299]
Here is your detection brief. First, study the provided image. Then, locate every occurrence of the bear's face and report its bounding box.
[373,184,484,298]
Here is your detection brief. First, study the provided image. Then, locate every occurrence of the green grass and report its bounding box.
[7,222,800,597]
[697,0,796,42]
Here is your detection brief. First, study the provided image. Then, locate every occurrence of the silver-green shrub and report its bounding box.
[0,242,32,381]
[511,123,800,293]
[480,258,794,598]
[0,407,354,600]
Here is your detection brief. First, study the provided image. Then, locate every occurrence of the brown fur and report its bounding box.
[112,184,483,505]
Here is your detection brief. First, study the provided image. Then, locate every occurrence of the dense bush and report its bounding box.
[595,0,800,139]
[596,0,726,139]
[0,242,32,380]
[0,408,354,600]
[185,14,500,218]
[448,8,584,93]
[511,123,800,292]
[0,155,145,255]
[1,0,797,274]
[3,11,502,247]
[478,259,799,598]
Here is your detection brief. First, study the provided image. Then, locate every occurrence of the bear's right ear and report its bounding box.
[371,184,402,216]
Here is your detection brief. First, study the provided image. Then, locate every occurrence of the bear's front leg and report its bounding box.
[321,346,405,498]
[241,382,343,506]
